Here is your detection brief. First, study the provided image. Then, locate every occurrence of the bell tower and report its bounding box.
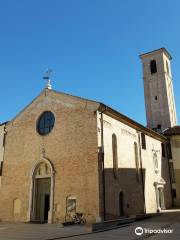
[140,48,177,132]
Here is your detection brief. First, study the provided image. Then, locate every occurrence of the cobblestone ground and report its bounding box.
[0,211,180,240]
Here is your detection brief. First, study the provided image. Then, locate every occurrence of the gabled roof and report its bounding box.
[0,121,8,126]
[3,88,99,127]
[2,88,167,141]
[163,126,180,136]
[98,103,166,142]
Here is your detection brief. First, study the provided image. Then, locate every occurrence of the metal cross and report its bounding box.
[43,69,52,89]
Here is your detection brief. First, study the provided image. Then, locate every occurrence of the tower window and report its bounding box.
[150,60,157,74]
[157,124,161,130]
[112,133,118,178]
[155,96,158,100]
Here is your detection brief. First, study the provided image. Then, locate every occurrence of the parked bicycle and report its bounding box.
[65,212,86,225]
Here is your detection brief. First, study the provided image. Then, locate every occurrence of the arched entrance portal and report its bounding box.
[29,159,54,223]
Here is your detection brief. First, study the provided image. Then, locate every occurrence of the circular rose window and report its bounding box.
[37,111,55,136]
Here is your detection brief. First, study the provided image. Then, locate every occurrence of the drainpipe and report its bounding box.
[138,132,146,214]
[166,140,174,208]
[99,105,107,221]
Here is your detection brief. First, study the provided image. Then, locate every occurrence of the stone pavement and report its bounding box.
[0,223,91,240]
[1,211,180,240]
[69,211,180,240]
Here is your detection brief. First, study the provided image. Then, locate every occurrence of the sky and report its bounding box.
[0,0,180,125]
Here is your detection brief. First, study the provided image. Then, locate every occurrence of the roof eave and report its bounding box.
[98,103,167,142]
[139,47,172,60]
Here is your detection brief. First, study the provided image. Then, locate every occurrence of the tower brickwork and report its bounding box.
[140,48,177,132]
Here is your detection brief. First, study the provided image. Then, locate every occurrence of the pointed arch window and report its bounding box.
[112,133,118,178]
[150,60,157,74]
[134,142,140,182]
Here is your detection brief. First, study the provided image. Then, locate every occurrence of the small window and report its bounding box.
[150,60,157,74]
[172,189,176,198]
[37,111,55,136]
[155,96,158,100]
[112,134,118,179]
[0,161,3,176]
[141,133,146,150]
[161,143,166,157]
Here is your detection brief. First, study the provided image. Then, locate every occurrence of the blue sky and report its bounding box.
[0,0,180,125]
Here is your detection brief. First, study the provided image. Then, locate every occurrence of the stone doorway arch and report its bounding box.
[154,177,166,212]
[28,158,55,223]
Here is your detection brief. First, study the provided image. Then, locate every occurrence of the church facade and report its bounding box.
[0,48,176,224]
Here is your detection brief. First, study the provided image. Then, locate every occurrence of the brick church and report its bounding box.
[0,48,178,224]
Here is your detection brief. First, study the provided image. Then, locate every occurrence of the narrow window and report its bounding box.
[166,142,172,159]
[161,143,166,157]
[134,142,140,182]
[0,162,3,176]
[166,60,169,75]
[150,60,157,74]
[169,162,175,183]
[141,133,146,150]
[155,96,158,100]
[112,133,118,178]
[172,189,176,198]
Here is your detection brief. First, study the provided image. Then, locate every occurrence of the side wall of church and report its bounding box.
[0,90,100,224]
[97,112,172,220]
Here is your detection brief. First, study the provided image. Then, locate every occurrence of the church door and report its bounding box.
[31,161,53,223]
[35,178,51,222]
[158,188,165,210]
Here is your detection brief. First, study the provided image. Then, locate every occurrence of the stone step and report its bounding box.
[92,213,160,232]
